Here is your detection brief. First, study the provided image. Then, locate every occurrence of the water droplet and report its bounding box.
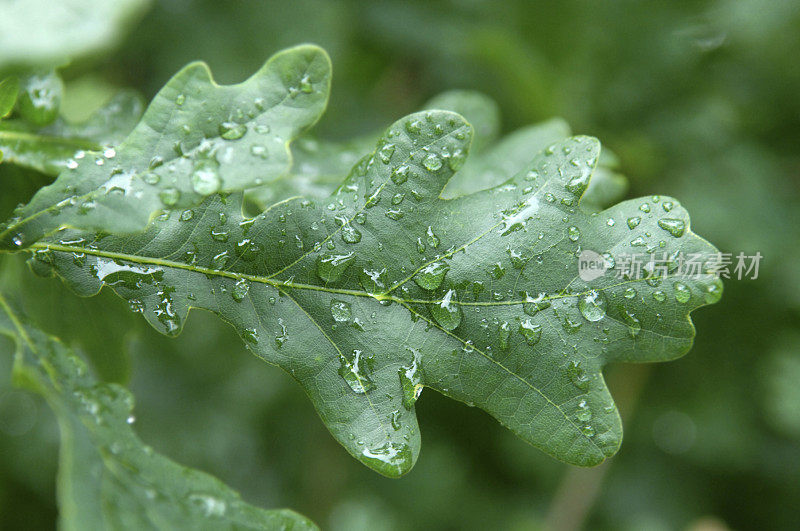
[274,318,288,348]
[250,145,268,159]
[627,216,641,229]
[219,121,247,140]
[566,361,590,390]
[568,226,581,241]
[657,218,686,237]
[188,494,226,517]
[330,300,352,322]
[159,187,180,206]
[565,172,590,196]
[232,279,249,302]
[622,310,641,337]
[518,320,542,345]
[426,226,440,248]
[498,321,511,350]
[523,292,550,316]
[317,252,355,282]
[299,74,313,93]
[391,165,409,184]
[385,209,403,220]
[242,327,259,344]
[422,153,442,171]
[624,287,637,299]
[430,289,462,331]
[578,290,607,322]
[653,290,666,302]
[491,262,505,279]
[674,281,691,303]
[192,166,221,195]
[577,399,592,421]
[405,120,421,134]
[359,268,388,295]
[378,143,396,164]
[361,442,411,477]
[704,279,723,304]
[176,94,186,105]
[414,261,449,290]
[338,349,375,393]
[341,224,362,244]
[210,228,229,242]
[399,348,423,409]
[448,149,466,171]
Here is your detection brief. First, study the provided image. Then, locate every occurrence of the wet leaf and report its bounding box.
[0,45,331,247]
[7,109,722,476]
[0,294,317,530]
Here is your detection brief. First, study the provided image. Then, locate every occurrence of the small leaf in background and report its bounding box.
[0,89,144,175]
[0,294,318,530]
[0,77,20,118]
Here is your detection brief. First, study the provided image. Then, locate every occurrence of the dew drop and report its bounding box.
[422,153,442,171]
[399,348,423,409]
[159,187,180,206]
[330,300,352,322]
[674,281,691,303]
[413,261,449,290]
[338,349,375,393]
[578,290,607,322]
[568,226,581,241]
[430,289,462,331]
[657,218,686,237]
[317,252,354,282]
[518,319,542,345]
[219,121,247,140]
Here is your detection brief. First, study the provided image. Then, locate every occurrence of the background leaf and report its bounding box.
[1,89,144,175]
[0,293,317,530]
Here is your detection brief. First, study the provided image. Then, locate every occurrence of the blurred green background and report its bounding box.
[1,0,799,529]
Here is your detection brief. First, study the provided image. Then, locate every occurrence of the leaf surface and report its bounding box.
[0,45,331,248]
[15,111,722,476]
[0,293,317,530]
[0,90,144,175]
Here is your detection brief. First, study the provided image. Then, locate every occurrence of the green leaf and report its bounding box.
[0,253,135,383]
[13,112,722,476]
[0,76,20,118]
[245,89,502,212]
[0,45,331,248]
[0,0,151,69]
[0,90,144,175]
[581,150,629,210]
[424,90,500,152]
[440,117,571,198]
[0,293,317,530]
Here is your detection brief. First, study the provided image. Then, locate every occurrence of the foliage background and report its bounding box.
[1,0,799,529]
